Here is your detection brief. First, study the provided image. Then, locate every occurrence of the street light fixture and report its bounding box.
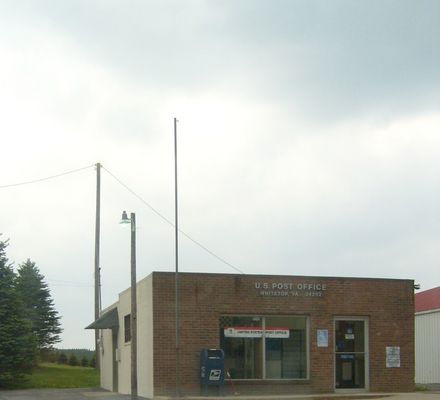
[120,211,137,400]
[120,210,130,225]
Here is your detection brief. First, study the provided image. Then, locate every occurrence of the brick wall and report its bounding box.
[152,272,414,395]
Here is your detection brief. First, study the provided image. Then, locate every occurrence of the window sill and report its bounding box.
[226,378,310,384]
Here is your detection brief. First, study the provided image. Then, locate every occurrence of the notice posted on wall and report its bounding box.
[317,329,329,347]
[386,346,400,368]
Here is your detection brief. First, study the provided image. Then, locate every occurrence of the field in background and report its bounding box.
[21,363,99,389]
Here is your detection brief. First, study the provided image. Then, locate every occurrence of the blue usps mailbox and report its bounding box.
[200,349,225,394]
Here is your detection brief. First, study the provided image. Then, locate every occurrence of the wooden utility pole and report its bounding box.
[94,162,101,369]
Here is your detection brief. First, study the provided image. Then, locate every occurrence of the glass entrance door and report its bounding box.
[334,319,368,390]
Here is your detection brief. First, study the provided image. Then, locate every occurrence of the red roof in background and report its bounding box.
[415,286,440,313]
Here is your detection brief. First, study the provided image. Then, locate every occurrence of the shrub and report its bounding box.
[68,354,79,366]
[58,352,68,364]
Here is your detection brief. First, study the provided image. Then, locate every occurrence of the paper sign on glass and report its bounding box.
[317,329,328,347]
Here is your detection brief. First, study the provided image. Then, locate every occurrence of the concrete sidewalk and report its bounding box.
[386,395,440,400]
[0,388,135,400]
[184,394,439,400]
[1,389,439,400]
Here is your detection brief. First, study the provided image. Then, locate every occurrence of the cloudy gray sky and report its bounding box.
[1,0,439,349]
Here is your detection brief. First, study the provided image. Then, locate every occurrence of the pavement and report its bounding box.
[1,389,440,400]
[0,388,134,400]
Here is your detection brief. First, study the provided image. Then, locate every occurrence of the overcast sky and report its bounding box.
[1,0,439,349]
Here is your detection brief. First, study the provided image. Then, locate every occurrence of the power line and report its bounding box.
[103,167,175,226]
[0,162,245,274]
[0,164,95,189]
[102,166,245,274]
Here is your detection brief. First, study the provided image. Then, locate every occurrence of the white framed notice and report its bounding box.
[386,346,400,368]
[317,329,329,347]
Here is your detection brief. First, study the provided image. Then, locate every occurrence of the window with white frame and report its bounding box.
[219,315,308,379]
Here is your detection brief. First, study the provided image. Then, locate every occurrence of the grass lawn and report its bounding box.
[21,363,100,389]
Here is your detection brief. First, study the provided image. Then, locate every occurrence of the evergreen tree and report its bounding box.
[58,352,68,364]
[40,347,57,363]
[16,259,62,350]
[81,355,89,367]
[89,352,96,368]
[68,353,79,366]
[0,239,37,388]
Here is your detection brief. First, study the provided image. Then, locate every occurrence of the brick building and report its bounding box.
[87,272,415,398]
